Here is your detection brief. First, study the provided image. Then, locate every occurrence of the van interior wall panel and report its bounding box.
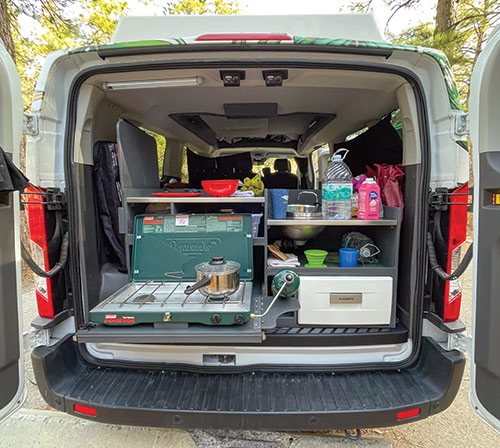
[396,83,421,166]
[75,163,104,313]
[93,101,123,144]
[396,164,420,331]
[74,85,123,166]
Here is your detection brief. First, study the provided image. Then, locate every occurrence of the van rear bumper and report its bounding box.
[31,337,464,431]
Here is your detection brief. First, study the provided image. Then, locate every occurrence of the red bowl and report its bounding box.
[202,179,239,197]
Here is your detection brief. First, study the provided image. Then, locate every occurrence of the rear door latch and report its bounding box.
[23,113,39,136]
[453,111,469,138]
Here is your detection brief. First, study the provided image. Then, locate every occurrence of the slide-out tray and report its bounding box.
[83,296,300,344]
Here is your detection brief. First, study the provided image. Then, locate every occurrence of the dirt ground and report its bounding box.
[20,260,500,447]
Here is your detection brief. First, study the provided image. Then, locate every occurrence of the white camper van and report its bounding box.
[1,14,499,434]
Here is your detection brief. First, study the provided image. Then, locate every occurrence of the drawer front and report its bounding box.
[297,276,393,326]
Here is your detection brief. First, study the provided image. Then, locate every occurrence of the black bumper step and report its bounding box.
[32,337,464,431]
[264,323,408,346]
[76,323,408,346]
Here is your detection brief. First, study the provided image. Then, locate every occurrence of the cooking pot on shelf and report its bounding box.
[184,256,240,299]
[286,191,322,218]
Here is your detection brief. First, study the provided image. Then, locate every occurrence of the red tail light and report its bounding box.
[195,33,292,42]
[443,183,468,322]
[26,186,55,319]
[74,404,97,416]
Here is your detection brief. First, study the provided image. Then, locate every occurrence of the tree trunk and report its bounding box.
[434,0,457,35]
[0,0,15,61]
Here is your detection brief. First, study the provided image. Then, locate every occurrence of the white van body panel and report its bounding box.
[28,14,467,189]
[25,50,105,188]
[112,14,384,43]
[23,14,469,369]
[30,50,466,189]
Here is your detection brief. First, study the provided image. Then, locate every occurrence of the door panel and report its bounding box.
[0,190,23,413]
[473,152,500,420]
[0,41,25,420]
[469,26,500,430]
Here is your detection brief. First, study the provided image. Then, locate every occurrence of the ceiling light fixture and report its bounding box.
[103,77,204,90]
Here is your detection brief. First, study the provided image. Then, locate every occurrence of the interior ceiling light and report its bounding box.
[103,77,204,90]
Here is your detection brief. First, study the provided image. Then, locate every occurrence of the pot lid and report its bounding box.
[195,256,240,274]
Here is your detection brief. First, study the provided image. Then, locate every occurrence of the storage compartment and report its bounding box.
[297,276,393,326]
[68,61,425,367]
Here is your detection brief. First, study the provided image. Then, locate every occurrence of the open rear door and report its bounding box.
[0,42,25,421]
[469,25,500,431]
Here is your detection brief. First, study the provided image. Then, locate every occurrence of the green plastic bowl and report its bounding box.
[304,249,328,267]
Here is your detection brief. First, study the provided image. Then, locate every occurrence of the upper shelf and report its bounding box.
[124,189,265,204]
[268,218,398,226]
[127,196,266,204]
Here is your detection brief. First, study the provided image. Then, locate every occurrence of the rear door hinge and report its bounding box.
[45,187,66,211]
[448,332,472,353]
[23,328,50,350]
[23,113,39,136]
[429,187,450,211]
[429,186,473,212]
[21,187,66,211]
[453,111,469,138]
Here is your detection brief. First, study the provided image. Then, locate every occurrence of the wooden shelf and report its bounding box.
[267,218,397,226]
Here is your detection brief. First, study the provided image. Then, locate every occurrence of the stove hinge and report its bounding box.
[78,322,97,331]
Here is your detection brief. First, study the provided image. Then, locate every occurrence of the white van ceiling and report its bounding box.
[112,14,385,44]
[87,67,403,156]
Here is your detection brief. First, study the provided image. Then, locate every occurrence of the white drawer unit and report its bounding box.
[297,276,393,326]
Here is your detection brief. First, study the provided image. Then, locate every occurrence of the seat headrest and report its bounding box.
[274,159,291,172]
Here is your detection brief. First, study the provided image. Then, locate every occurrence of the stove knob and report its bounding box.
[211,314,222,325]
[234,314,245,325]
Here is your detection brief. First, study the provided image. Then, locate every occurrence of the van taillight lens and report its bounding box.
[443,183,468,322]
[26,186,55,319]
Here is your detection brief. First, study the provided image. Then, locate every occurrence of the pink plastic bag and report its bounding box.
[366,164,405,210]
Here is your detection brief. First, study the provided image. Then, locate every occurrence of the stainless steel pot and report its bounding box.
[286,191,322,216]
[184,256,240,298]
[283,225,325,246]
[287,204,322,214]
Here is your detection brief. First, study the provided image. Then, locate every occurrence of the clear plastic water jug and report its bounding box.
[322,149,353,220]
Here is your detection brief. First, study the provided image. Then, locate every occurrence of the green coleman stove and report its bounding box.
[90,214,257,326]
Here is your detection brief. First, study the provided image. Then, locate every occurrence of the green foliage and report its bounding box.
[142,128,166,178]
[350,0,500,108]
[167,0,240,15]
[11,0,128,108]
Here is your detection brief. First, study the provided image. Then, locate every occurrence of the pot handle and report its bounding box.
[184,277,211,295]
